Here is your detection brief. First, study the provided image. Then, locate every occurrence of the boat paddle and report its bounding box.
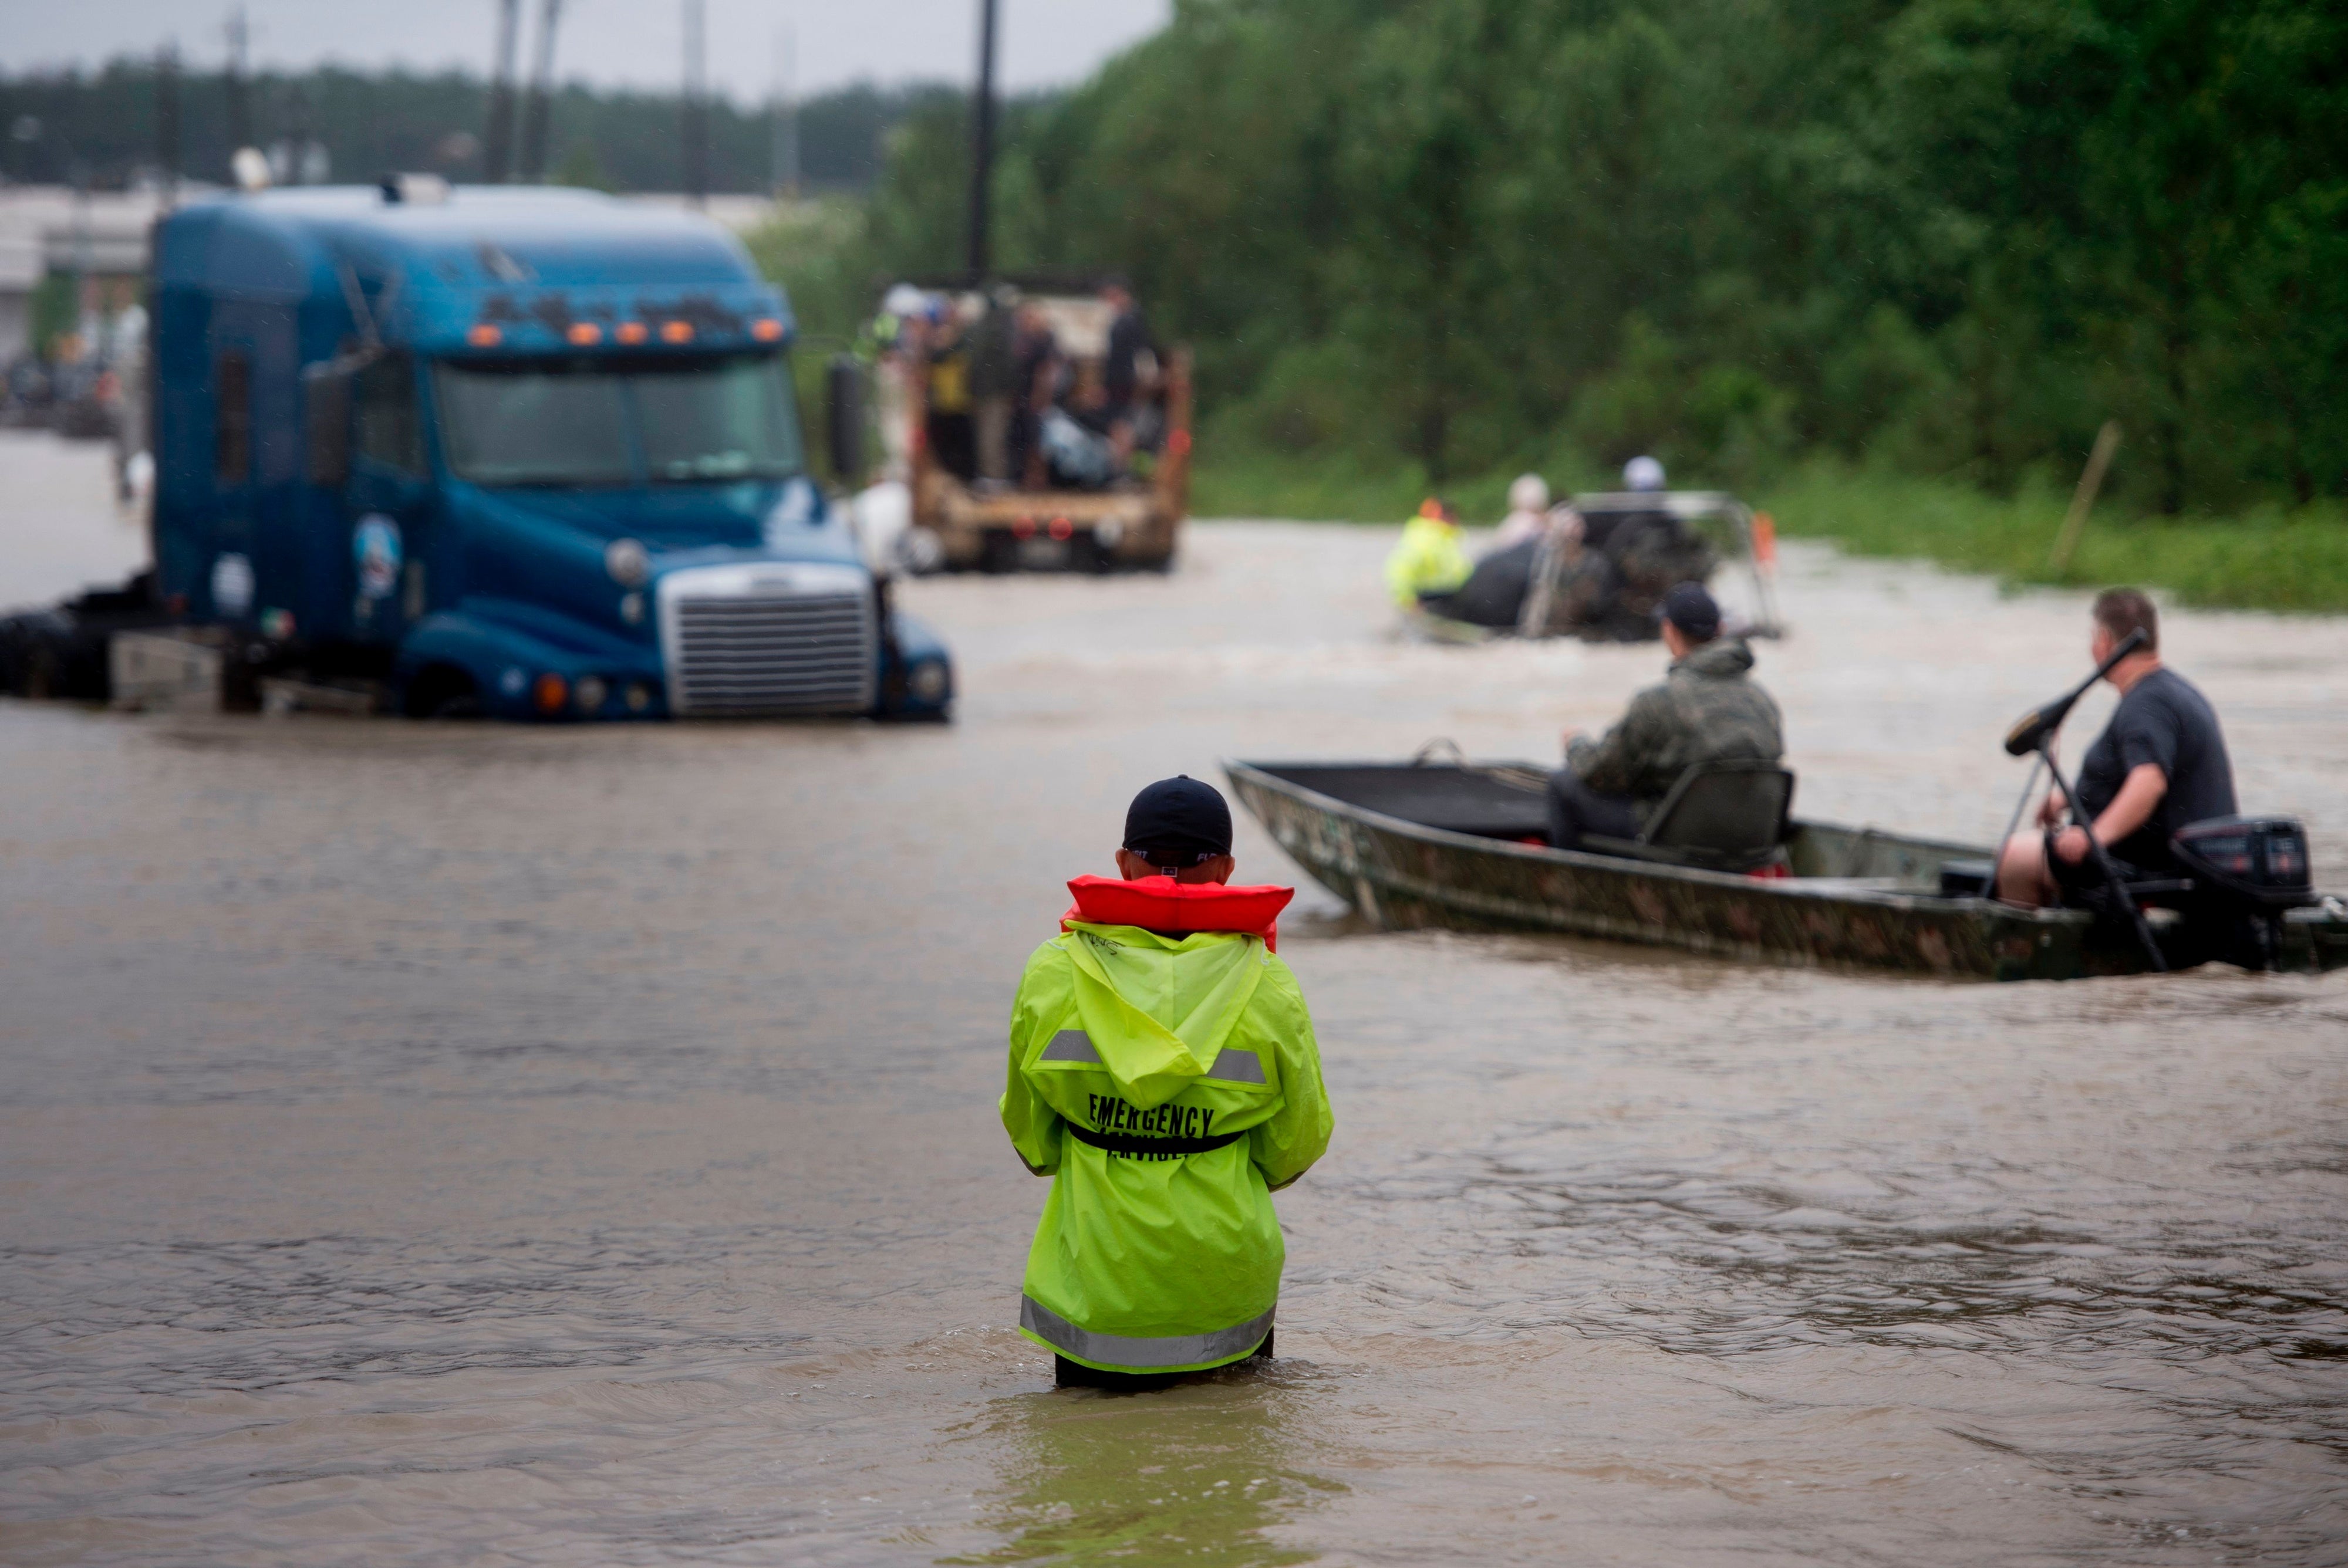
[2000,628,2165,971]
[2002,627,2145,759]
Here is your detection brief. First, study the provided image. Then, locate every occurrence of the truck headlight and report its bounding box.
[605,538,650,587]
[573,675,608,714]
[908,660,949,704]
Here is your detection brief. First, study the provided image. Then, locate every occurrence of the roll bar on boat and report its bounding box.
[1567,489,1786,638]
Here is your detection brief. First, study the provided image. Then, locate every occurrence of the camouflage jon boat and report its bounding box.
[1225,759,2348,982]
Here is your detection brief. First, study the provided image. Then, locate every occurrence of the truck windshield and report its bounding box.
[435,353,804,486]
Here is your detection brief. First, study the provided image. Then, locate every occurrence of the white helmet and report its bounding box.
[1507,473,1550,513]
[1623,455,1665,492]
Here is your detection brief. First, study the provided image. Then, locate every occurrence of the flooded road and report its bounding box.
[5,496,2347,1564]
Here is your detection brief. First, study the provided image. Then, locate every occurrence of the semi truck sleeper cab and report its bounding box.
[150,181,952,720]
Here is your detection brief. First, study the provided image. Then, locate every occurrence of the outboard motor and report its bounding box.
[2168,815,2316,968]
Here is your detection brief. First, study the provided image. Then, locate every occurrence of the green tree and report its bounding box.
[768,0,2348,513]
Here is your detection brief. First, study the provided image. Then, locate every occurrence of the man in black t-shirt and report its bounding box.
[1995,589,2238,907]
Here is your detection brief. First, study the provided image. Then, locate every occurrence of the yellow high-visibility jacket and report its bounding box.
[1384,514,1470,607]
[1001,900,1332,1375]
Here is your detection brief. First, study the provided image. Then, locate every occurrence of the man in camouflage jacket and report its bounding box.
[1549,583,1784,849]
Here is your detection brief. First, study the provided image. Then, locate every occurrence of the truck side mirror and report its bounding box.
[303,360,353,486]
[825,354,865,485]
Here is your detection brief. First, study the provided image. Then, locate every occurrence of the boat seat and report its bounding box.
[1260,763,1552,840]
[1580,758,1795,874]
[1939,857,2196,904]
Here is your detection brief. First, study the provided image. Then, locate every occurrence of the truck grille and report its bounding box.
[658,564,877,716]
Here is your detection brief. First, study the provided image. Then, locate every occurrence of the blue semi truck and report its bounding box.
[116,179,950,721]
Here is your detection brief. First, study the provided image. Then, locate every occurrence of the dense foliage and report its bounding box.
[833,0,2347,515]
[0,61,933,194]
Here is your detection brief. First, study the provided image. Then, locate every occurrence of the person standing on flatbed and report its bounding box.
[1001,776,1334,1391]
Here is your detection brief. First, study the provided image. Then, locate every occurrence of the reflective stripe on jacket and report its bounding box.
[1001,920,1333,1373]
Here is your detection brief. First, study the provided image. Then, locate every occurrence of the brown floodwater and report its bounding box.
[4,511,2347,1566]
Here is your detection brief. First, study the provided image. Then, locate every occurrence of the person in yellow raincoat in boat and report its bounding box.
[1384,496,1471,610]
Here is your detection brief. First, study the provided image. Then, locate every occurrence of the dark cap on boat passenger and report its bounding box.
[1124,775,1233,864]
[1659,582,1722,641]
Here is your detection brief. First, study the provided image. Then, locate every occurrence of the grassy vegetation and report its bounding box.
[1188,449,2348,613]
[1188,440,1612,529]
[1189,448,1471,525]
[1757,467,2348,613]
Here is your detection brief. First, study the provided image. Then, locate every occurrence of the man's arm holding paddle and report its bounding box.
[2051,762,2165,865]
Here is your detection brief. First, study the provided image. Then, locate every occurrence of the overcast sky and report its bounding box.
[2,1,1172,103]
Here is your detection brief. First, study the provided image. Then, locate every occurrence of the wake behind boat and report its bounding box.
[1224,759,2348,981]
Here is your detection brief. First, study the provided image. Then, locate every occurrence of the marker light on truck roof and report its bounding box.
[566,323,603,346]
[466,324,502,347]
[660,321,694,344]
[751,317,784,342]
[616,322,648,345]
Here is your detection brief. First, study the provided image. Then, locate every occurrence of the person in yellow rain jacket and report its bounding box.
[1383,496,1470,609]
[1001,776,1335,1390]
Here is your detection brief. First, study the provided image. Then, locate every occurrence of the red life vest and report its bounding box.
[1061,874,1294,953]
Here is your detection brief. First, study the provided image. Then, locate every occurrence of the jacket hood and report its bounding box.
[1057,913,1278,1110]
[1676,637,1755,678]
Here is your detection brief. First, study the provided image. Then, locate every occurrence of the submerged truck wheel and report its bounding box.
[404,664,483,720]
[0,613,69,698]
[978,531,1020,575]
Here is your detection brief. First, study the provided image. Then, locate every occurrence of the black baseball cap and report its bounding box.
[1123,776,1233,864]
[1659,582,1722,640]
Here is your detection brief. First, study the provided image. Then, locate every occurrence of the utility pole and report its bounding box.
[484,0,521,183]
[682,0,708,208]
[155,43,181,205]
[223,6,251,157]
[519,0,564,181]
[966,0,998,281]
[769,20,798,200]
[285,82,313,184]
